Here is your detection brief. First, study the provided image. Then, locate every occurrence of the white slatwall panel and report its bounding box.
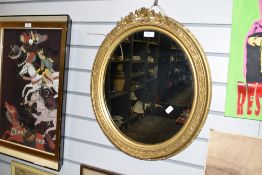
[158,0,233,24]
[67,70,90,94]
[65,116,207,166]
[199,113,260,139]
[71,24,114,46]
[64,139,204,175]
[69,47,97,70]
[70,23,231,54]
[65,117,113,146]
[58,161,81,175]
[0,161,10,175]
[259,122,262,137]
[210,85,226,112]
[66,94,95,119]
[208,56,228,83]
[0,0,259,175]
[188,26,231,54]
[0,0,232,24]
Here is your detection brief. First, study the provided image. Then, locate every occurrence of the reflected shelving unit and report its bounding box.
[105,31,193,130]
[105,31,160,126]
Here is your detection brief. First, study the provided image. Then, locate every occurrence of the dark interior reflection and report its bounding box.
[105,31,194,144]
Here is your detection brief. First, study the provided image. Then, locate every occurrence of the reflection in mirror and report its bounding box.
[105,30,193,144]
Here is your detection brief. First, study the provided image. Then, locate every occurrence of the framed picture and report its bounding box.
[11,161,55,175]
[80,164,120,175]
[0,16,71,170]
[225,0,262,120]
[204,130,262,175]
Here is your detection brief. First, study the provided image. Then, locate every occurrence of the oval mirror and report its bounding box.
[91,8,211,159]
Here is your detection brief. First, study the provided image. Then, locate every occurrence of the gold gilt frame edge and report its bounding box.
[11,161,55,175]
[91,8,212,160]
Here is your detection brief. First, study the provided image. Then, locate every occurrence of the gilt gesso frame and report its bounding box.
[0,15,71,170]
[80,164,120,175]
[11,161,55,175]
[91,8,211,159]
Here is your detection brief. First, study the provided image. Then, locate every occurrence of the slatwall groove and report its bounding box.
[208,110,225,116]
[70,45,99,49]
[64,136,118,151]
[212,82,227,86]
[72,21,117,25]
[0,0,106,4]
[164,159,203,170]
[66,113,97,122]
[184,23,231,28]
[209,110,225,114]
[206,52,229,57]
[71,21,231,28]
[67,91,90,96]
[64,112,94,120]
[0,159,10,165]
[195,137,208,142]
[63,158,79,165]
[259,122,262,136]
[67,67,91,73]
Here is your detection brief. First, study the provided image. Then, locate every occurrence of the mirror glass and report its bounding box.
[104,30,194,144]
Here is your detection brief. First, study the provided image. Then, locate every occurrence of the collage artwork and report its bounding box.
[226,0,262,120]
[0,29,62,153]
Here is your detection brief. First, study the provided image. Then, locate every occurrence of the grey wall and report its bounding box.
[0,0,259,175]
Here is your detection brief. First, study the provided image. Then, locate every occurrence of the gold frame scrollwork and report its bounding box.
[91,8,211,160]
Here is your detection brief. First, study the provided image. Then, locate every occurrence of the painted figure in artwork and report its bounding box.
[33,123,56,152]
[1,29,61,153]
[243,0,262,82]
[2,102,25,144]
